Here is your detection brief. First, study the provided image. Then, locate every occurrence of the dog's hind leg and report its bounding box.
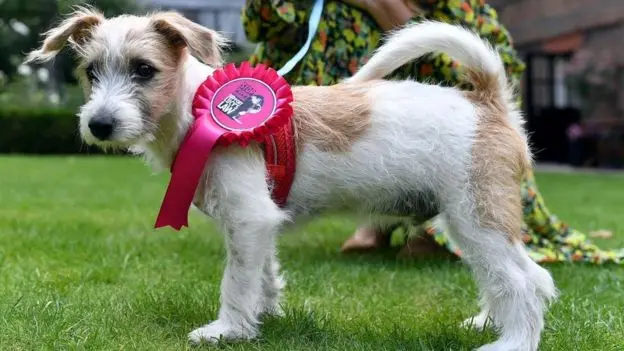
[442,193,556,351]
[444,102,558,350]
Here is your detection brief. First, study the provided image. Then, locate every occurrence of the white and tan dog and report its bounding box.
[28,8,557,351]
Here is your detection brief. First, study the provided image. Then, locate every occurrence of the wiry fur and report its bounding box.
[28,11,556,351]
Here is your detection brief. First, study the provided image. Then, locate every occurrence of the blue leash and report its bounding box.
[276,0,325,76]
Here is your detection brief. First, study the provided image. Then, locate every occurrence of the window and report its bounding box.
[524,53,575,115]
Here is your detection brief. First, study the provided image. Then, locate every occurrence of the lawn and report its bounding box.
[1,156,623,351]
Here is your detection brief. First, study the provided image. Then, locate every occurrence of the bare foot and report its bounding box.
[341,226,391,253]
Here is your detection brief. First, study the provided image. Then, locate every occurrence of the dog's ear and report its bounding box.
[26,6,104,63]
[150,11,228,67]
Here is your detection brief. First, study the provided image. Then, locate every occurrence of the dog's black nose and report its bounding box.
[88,113,115,140]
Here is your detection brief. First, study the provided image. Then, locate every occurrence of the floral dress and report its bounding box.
[242,0,624,264]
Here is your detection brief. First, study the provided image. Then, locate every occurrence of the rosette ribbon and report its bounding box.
[154,61,294,230]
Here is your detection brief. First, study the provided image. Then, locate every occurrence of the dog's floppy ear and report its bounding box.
[26,6,104,63]
[150,11,227,67]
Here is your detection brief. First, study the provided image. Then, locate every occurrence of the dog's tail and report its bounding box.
[348,21,522,130]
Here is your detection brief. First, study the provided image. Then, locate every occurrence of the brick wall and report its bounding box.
[584,24,624,65]
[491,0,624,46]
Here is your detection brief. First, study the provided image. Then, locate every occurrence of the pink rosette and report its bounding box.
[192,62,294,147]
[154,62,294,230]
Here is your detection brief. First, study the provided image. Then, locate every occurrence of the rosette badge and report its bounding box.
[155,62,294,230]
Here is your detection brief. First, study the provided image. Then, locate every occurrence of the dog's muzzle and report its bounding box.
[88,110,116,140]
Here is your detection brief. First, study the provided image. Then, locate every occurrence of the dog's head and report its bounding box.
[26,7,226,149]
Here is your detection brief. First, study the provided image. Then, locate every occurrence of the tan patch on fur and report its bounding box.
[25,6,104,63]
[124,29,183,120]
[150,11,226,67]
[291,83,373,152]
[465,70,530,241]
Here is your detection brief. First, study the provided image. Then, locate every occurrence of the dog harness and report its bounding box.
[262,119,296,207]
[264,0,324,207]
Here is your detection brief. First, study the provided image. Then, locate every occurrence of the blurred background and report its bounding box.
[1,0,623,168]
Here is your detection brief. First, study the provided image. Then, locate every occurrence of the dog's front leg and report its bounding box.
[188,151,288,344]
[188,203,285,344]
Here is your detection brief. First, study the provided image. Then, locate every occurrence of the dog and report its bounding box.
[27,7,557,351]
[231,94,264,122]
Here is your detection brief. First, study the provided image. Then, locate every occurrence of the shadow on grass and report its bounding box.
[140,304,496,351]
[220,308,494,351]
[280,239,464,273]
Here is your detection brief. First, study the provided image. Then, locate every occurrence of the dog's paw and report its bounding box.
[461,313,493,331]
[188,320,256,345]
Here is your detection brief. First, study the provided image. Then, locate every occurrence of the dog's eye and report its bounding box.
[85,64,97,83]
[135,63,156,80]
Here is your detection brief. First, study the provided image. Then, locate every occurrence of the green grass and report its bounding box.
[1,156,623,350]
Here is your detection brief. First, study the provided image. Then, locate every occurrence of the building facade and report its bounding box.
[491,0,624,166]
